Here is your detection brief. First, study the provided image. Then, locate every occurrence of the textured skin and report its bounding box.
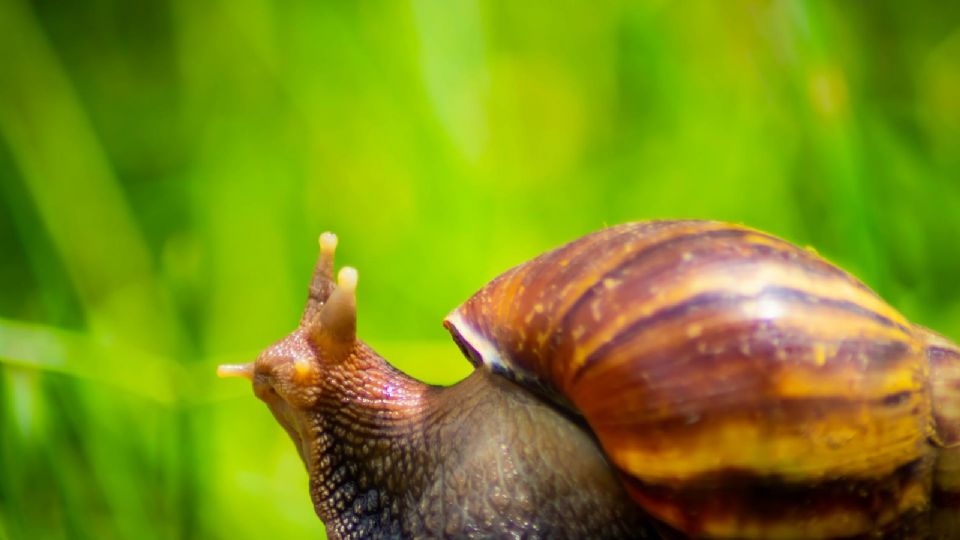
[446,221,960,538]
[255,336,656,539]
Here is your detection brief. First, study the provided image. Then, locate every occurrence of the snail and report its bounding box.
[218,221,960,539]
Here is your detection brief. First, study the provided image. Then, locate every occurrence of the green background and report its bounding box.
[1,1,959,538]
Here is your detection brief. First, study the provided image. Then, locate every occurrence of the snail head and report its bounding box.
[217,232,359,456]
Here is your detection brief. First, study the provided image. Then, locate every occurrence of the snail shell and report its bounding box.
[444,220,960,538]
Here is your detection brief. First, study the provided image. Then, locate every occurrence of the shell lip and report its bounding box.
[442,311,496,369]
[444,310,580,416]
[444,310,526,382]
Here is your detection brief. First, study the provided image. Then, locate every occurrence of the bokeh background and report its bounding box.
[1,1,959,538]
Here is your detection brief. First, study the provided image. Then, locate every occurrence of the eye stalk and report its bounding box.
[311,266,358,347]
[303,231,339,322]
[318,232,338,267]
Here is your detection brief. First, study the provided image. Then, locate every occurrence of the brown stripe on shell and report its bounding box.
[577,336,926,483]
[575,320,919,418]
[571,285,912,385]
[564,288,928,479]
[554,227,759,334]
[554,225,877,354]
[622,458,932,539]
[563,284,918,406]
[551,227,760,384]
[517,222,732,374]
[543,235,911,396]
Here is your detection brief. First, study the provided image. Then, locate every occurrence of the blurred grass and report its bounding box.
[1,1,959,538]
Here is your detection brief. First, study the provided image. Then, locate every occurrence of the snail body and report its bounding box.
[220,221,960,539]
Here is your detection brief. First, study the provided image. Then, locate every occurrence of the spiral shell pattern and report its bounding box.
[444,221,958,538]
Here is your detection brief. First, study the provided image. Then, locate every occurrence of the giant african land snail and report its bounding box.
[219,221,960,539]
